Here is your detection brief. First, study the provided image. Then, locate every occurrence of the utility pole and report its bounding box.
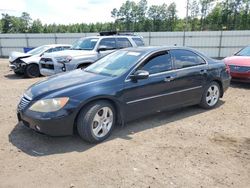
[183,0,189,46]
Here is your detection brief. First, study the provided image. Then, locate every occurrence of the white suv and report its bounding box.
[39,32,144,76]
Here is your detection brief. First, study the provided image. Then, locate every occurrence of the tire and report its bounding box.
[77,101,116,143]
[200,81,221,109]
[24,64,40,78]
[77,64,90,69]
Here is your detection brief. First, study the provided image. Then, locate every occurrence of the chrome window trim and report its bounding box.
[125,49,208,82]
[126,86,203,104]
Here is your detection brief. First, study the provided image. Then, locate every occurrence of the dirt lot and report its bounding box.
[0,58,249,188]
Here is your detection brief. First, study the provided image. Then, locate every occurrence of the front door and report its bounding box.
[122,51,178,120]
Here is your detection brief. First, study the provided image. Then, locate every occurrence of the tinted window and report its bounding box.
[99,38,116,48]
[140,52,172,74]
[63,46,71,50]
[132,37,144,46]
[116,38,132,48]
[171,49,206,69]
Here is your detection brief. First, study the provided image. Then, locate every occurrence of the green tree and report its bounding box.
[30,19,43,33]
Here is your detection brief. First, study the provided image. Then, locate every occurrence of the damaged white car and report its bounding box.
[9,44,71,78]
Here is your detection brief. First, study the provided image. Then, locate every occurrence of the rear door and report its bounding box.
[169,49,208,105]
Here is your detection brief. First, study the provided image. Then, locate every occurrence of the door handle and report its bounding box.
[200,69,207,74]
[164,76,175,82]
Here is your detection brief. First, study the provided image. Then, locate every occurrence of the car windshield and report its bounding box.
[28,46,50,55]
[85,50,145,77]
[235,46,250,56]
[71,38,98,50]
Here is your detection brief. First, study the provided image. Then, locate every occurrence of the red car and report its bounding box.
[224,46,250,82]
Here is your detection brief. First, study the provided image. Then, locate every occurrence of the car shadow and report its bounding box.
[230,81,250,89]
[4,73,24,80]
[8,102,225,157]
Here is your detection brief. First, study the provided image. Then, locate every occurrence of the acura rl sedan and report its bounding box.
[17,46,231,143]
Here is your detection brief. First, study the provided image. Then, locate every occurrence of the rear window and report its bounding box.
[132,37,144,46]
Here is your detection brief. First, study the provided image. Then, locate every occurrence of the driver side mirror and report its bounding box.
[130,70,149,81]
[97,45,115,52]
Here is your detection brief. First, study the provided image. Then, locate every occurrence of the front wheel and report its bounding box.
[200,82,221,109]
[77,101,115,143]
[24,64,40,78]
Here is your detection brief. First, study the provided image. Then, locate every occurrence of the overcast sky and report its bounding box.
[1,0,187,24]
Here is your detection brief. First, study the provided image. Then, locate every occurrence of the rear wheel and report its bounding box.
[24,64,40,78]
[200,82,221,109]
[77,101,115,143]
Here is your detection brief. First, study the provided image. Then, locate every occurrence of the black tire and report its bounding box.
[24,64,40,78]
[77,64,90,69]
[77,101,116,143]
[200,81,221,109]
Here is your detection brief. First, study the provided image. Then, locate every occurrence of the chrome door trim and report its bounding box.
[126,86,203,104]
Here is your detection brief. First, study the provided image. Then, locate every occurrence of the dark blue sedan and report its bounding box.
[17,46,231,143]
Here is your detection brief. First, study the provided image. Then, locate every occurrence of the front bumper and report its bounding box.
[9,61,26,72]
[17,110,75,136]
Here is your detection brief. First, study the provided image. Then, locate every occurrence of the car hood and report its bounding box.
[21,55,41,63]
[224,56,250,66]
[43,49,96,58]
[25,69,109,100]
[9,51,31,62]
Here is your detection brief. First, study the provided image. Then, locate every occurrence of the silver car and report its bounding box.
[39,34,144,76]
[9,44,71,78]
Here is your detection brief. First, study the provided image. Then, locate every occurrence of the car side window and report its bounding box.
[132,37,144,46]
[63,46,71,50]
[99,38,116,49]
[53,47,63,52]
[139,52,172,74]
[116,38,132,48]
[170,49,206,69]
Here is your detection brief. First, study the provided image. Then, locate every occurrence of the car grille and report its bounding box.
[40,58,52,62]
[229,65,250,73]
[17,96,31,112]
[41,63,54,70]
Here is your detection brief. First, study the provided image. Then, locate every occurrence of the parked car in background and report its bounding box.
[39,32,144,76]
[9,44,71,78]
[17,46,230,143]
[224,46,250,82]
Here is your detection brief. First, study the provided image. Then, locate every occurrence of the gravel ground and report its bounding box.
[0,58,249,188]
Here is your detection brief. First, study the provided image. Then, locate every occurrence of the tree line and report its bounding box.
[1,0,250,33]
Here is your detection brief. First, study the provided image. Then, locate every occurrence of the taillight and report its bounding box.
[225,64,230,74]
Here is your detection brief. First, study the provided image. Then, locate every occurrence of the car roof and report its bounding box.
[123,46,196,52]
[120,46,208,58]
[43,44,72,48]
[80,35,142,40]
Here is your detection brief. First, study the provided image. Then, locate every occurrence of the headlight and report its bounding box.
[29,97,69,112]
[55,56,72,63]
